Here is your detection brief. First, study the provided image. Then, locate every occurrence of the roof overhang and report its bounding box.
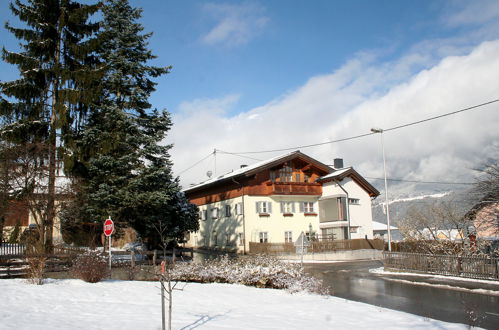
[316,168,380,198]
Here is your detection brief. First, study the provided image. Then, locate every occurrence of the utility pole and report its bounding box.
[371,128,392,251]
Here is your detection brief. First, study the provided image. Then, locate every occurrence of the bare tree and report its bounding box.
[398,200,489,255]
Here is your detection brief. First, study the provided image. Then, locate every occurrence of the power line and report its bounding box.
[384,98,499,133]
[223,98,499,155]
[365,177,474,185]
[177,151,214,175]
[216,149,262,162]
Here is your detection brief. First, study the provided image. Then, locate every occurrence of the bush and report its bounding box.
[70,251,109,283]
[26,255,47,285]
[168,255,329,294]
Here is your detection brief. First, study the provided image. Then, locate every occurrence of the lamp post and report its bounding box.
[371,128,392,251]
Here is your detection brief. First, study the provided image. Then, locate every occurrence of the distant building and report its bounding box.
[183,151,380,253]
[372,221,400,241]
[465,198,499,239]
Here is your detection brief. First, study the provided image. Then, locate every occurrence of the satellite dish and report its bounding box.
[207,170,213,178]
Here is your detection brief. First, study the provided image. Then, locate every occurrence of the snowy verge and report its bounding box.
[0,279,473,329]
[370,267,499,296]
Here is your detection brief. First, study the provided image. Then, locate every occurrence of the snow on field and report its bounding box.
[0,279,472,329]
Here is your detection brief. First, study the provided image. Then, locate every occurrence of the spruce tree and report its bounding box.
[0,0,101,251]
[67,0,198,247]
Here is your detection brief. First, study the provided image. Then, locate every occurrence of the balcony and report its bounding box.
[267,182,322,195]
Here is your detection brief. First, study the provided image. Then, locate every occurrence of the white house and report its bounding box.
[184,151,380,253]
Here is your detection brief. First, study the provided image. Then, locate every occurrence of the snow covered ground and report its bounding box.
[0,279,474,329]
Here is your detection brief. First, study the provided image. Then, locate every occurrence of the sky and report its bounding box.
[1,0,499,197]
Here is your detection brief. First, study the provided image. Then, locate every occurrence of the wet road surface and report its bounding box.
[304,260,499,329]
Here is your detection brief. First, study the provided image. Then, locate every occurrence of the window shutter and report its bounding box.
[256,201,260,213]
[299,202,304,213]
[280,202,284,213]
[268,202,272,213]
[291,202,295,213]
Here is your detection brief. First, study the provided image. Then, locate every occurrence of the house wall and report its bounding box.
[187,196,245,252]
[474,202,499,238]
[186,195,322,253]
[1,201,63,243]
[320,177,374,239]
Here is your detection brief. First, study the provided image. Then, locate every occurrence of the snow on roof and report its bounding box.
[372,221,398,231]
[318,167,351,180]
[184,151,301,192]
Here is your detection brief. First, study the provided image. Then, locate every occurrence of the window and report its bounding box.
[337,197,347,221]
[225,205,231,217]
[200,209,207,221]
[284,231,293,243]
[349,198,360,205]
[235,202,243,215]
[295,173,301,182]
[238,233,245,246]
[270,170,276,182]
[256,201,272,214]
[304,173,310,183]
[350,227,358,233]
[280,201,295,214]
[301,202,314,213]
[279,164,293,182]
[259,232,268,243]
[211,207,219,219]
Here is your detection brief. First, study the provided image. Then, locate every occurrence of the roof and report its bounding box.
[372,221,398,231]
[183,150,380,198]
[316,167,380,197]
[184,150,332,193]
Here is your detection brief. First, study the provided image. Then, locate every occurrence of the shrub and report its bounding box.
[26,255,47,285]
[168,255,329,294]
[70,251,109,283]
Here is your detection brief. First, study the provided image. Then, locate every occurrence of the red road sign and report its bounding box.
[103,219,114,237]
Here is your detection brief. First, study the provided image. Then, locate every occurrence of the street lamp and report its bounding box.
[371,128,392,251]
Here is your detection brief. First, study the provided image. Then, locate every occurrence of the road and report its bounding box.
[304,260,499,329]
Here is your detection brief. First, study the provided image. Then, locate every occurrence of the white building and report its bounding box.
[184,151,380,253]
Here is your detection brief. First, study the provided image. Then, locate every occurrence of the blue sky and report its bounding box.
[1,0,499,195]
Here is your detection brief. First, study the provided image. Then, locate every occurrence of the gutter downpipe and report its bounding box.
[232,177,247,254]
[334,179,351,240]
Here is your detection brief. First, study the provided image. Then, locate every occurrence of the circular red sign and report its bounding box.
[103,219,114,237]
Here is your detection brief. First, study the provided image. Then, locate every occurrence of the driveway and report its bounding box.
[304,260,499,329]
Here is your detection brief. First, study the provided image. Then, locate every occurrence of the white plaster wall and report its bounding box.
[187,196,245,252]
[321,178,374,239]
[244,195,321,245]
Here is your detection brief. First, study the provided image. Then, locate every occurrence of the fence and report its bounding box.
[383,251,499,281]
[249,238,384,255]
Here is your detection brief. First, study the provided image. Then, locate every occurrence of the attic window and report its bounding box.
[279,164,292,182]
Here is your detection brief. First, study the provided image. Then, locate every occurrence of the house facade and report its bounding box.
[184,151,379,253]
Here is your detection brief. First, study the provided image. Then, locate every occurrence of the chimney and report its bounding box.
[333,158,344,169]
[240,164,248,169]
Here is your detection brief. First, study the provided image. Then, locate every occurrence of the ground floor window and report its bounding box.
[284,231,293,243]
[238,233,245,246]
[259,232,268,243]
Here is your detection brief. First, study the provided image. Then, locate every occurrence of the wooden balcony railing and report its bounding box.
[267,182,322,195]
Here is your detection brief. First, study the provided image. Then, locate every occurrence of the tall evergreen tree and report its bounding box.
[0,0,101,251]
[65,0,198,247]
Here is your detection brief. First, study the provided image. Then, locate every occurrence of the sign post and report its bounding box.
[104,217,114,269]
[294,232,310,267]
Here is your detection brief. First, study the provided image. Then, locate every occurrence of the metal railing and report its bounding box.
[383,251,499,280]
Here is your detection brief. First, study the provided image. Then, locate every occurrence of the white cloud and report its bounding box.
[443,0,499,27]
[201,2,269,47]
[169,39,499,197]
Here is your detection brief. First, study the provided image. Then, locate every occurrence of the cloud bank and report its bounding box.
[169,38,499,197]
